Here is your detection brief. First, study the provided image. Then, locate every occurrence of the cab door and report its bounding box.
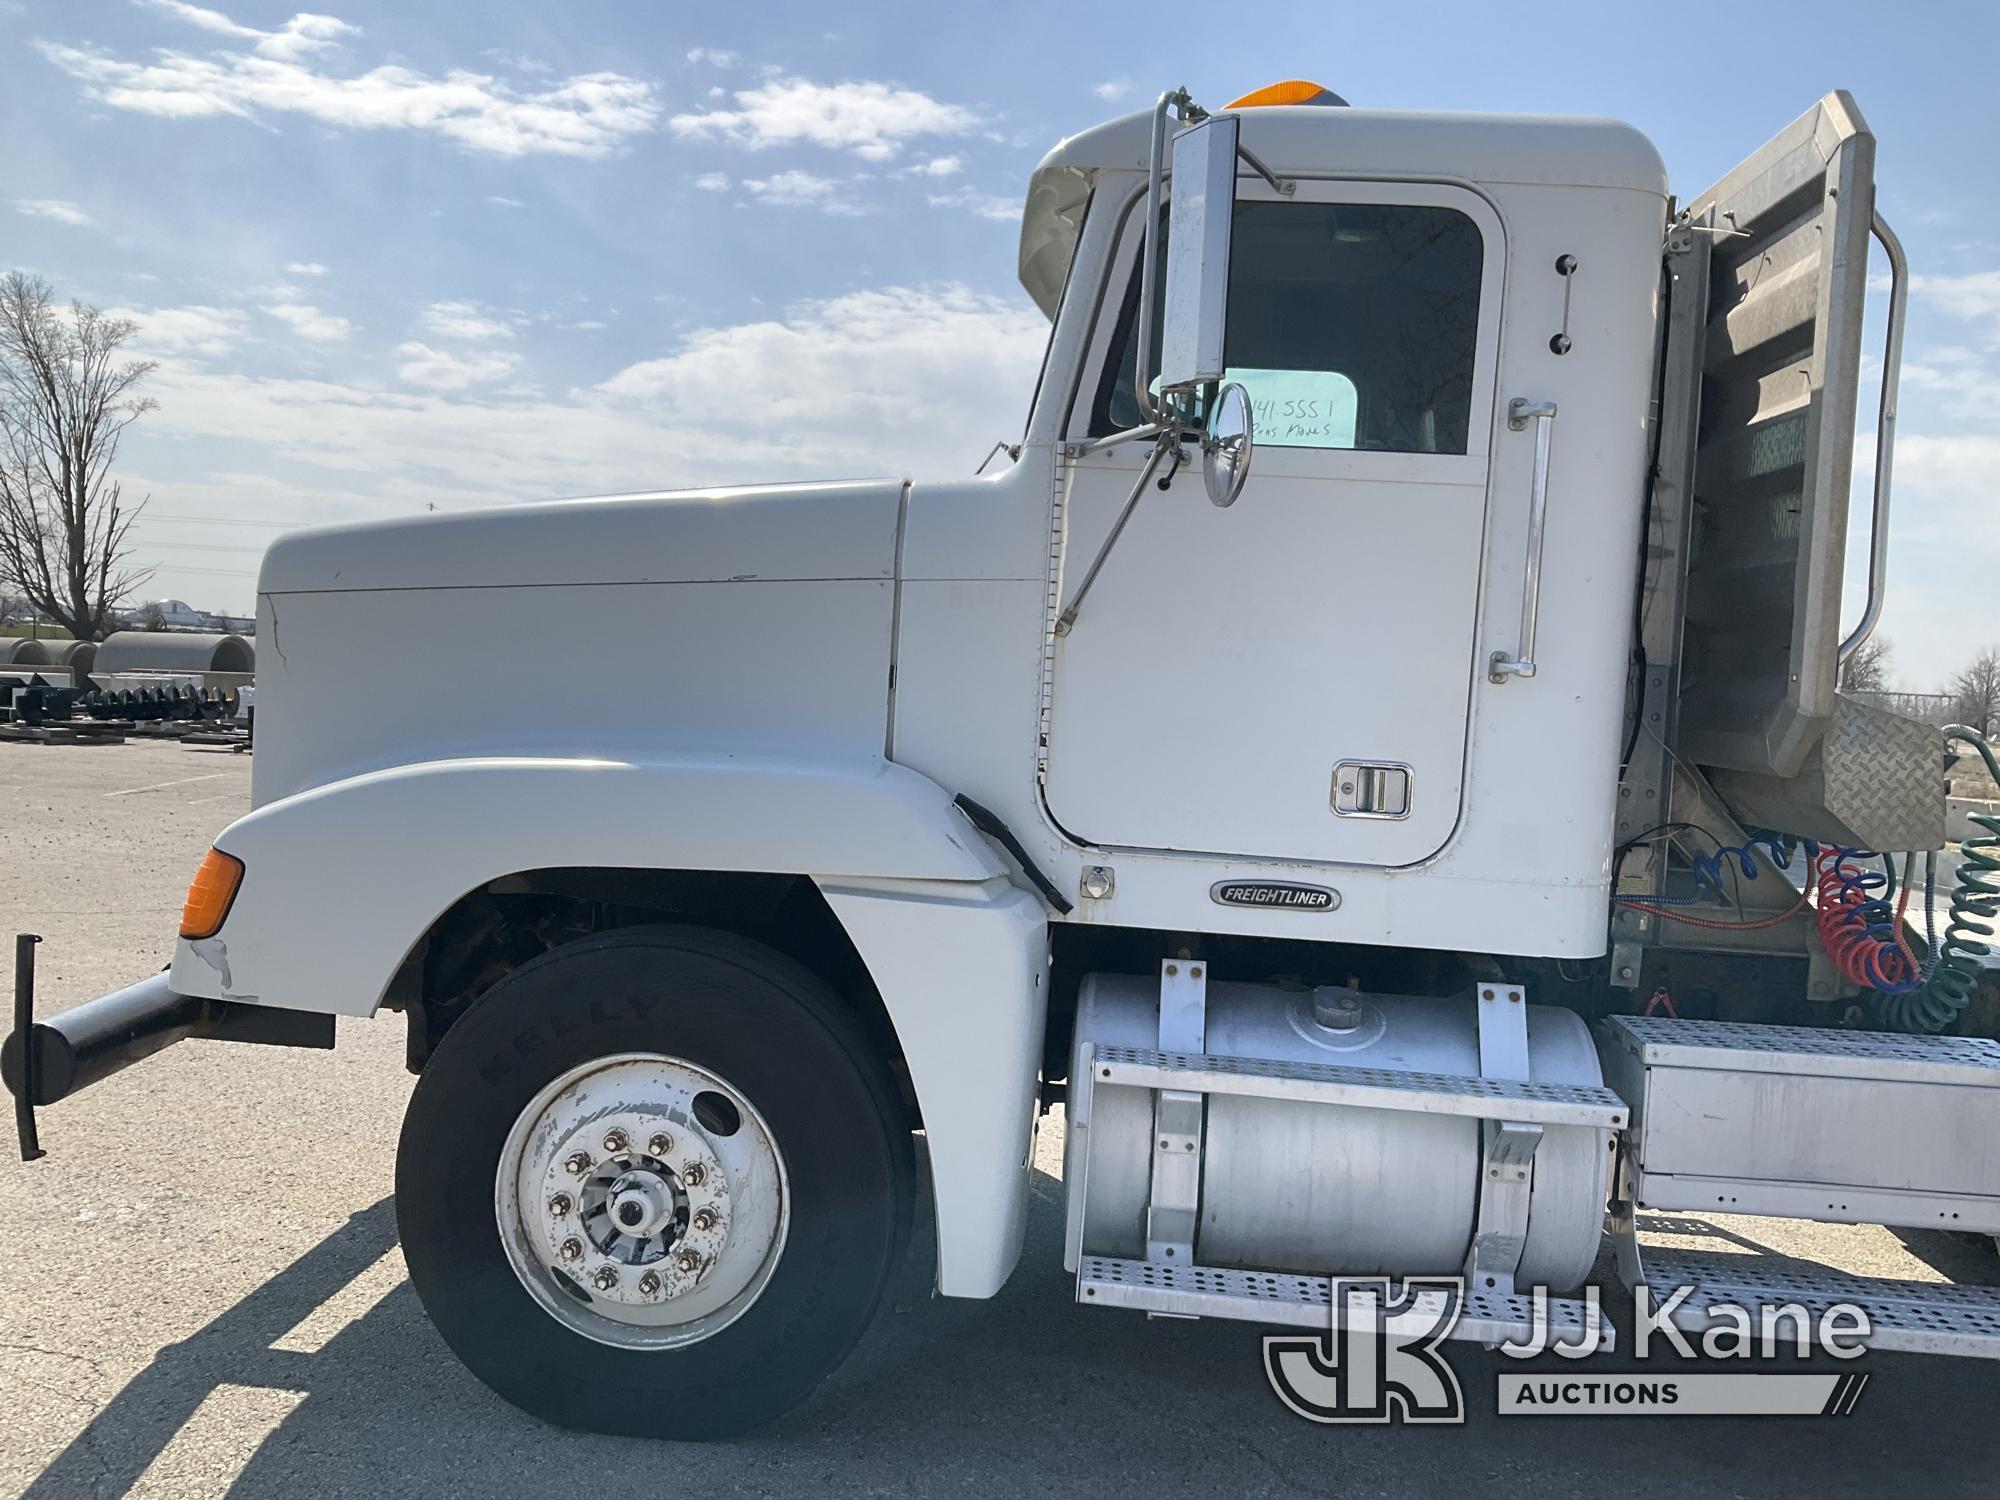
[1043,180,1506,866]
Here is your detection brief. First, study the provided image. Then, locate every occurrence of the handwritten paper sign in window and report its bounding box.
[1224,368,1358,450]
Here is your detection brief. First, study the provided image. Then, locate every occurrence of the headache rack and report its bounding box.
[1612,91,1932,978]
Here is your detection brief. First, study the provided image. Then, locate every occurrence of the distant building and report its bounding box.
[121,598,256,634]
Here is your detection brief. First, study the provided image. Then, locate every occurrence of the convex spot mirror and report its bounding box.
[1203,381,1255,507]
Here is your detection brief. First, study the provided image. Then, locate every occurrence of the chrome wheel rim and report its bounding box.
[494,1052,789,1350]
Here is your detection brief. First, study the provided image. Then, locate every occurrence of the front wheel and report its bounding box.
[395,926,910,1437]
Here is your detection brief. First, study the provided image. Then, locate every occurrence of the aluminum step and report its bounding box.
[1642,1251,2000,1359]
[1077,1255,1613,1352]
[1085,1043,1629,1130]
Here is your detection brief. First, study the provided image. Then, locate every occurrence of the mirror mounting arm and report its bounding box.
[1071,422,1166,456]
[1053,430,1179,637]
[1236,143,1295,197]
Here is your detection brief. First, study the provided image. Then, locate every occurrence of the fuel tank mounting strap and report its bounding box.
[1085,1043,1628,1131]
[1145,959,1207,1265]
[1465,983,1543,1294]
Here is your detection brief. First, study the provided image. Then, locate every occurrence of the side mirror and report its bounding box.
[1203,382,1255,507]
[1157,113,1239,394]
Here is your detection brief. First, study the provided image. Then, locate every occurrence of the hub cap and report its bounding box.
[494,1053,789,1349]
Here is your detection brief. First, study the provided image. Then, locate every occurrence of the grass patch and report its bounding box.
[0,625,76,640]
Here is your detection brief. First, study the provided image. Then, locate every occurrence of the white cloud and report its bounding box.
[261,300,351,341]
[137,1,357,61]
[1899,346,2000,425]
[928,186,1021,222]
[395,340,522,391]
[1887,432,2000,496]
[16,198,92,226]
[41,4,660,158]
[907,154,962,178]
[487,195,524,208]
[693,171,730,192]
[130,284,1046,507]
[1092,80,1131,102]
[669,76,976,161]
[742,170,863,214]
[285,260,328,276]
[138,0,260,41]
[596,285,1045,436]
[1910,269,2000,322]
[1851,428,2000,683]
[419,300,515,340]
[685,47,740,67]
[569,320,607,331]
[110,303,249,357]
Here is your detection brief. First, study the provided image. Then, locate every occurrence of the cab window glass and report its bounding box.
[1092,200,1484,454]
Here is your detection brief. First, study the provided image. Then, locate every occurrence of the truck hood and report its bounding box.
[258,479,907,596]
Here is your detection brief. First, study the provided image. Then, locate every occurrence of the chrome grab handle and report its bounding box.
[1489,397,1558,684]
[1837,210,1907,663]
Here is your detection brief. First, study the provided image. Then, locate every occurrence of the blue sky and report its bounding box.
[3,0,1996,688]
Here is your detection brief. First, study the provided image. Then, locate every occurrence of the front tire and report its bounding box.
[395,926,910,1438]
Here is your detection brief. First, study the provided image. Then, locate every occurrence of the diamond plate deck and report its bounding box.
[1605,1014,2000,1086]
[1077,1256,1613,1351]
[1643,1252,2000,1359]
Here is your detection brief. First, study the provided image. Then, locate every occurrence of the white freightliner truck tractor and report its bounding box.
[9,79,2000,1437]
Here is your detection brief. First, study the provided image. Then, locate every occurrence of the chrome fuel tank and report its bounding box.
[1065,974,1611,1291]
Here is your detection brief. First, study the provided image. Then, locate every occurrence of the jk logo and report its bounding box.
[1264,1277,1467,1424]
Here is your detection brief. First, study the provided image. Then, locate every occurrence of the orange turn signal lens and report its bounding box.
[179,847,245,940]
[1225,80,1342,109]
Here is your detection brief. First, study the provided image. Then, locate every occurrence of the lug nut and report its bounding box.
[648,1132,674,1157]
[603,1129,628,1154]
[592,1266,619,1292]
[559,1237,583,1262]
[547,1193,572,1218]
[691,1207,720,1232]
[637,1270,662,1296]
[564,1151,592,1176]
[680,1162,706,1188]
[675,1249,703,1275]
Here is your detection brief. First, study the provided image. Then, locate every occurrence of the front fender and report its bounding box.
[170,752,1004,1015]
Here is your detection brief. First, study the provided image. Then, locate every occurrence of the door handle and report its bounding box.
[1489,397,1557,684]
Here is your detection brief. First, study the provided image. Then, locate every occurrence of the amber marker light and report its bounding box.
[179,847,245,940]
[1225,80,1345,109]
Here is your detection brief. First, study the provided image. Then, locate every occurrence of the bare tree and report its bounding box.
[0,271,156,639]
[1949,646,2000,739]
[1841,633,1893,693]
